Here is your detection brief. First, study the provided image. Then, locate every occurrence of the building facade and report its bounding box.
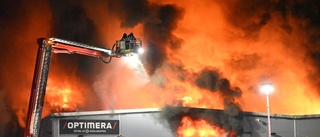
[40,108,320,137]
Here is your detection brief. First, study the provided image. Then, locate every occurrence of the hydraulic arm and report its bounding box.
[24,33,142,137]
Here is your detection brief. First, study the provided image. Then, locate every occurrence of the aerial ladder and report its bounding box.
[24,33,143,137]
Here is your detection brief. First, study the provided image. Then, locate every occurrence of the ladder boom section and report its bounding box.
[24,33,142,137]
[49,37,115,57]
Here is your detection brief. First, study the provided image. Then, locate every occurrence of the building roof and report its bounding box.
[51,108,161,117]
[51,107,320,120]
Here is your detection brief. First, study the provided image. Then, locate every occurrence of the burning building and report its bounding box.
[1,0,320,137]
[40,107,320,137]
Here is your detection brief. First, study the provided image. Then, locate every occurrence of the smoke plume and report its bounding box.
[160,67,243,135]
[195,68,242,115]
[161,106,243,136]
[0,0,52,136]
[46,0,104,111]
[105,0,184,74]
[1,0,320,136]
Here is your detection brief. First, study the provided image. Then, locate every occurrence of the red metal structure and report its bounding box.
[24,33,142,137]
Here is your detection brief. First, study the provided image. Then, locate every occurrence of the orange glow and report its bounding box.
[177,116,226,137]
[42,71,88,116]
[0,1,52,128]
[4,0,320,132]
[179,96,192,105]
[46,86,78,112]
[150,0,320,115]
[175,89,224,110]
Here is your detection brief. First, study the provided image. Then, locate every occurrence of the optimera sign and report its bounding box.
[59,120,119,134]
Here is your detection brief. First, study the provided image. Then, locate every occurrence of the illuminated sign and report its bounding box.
[60,120,119,134]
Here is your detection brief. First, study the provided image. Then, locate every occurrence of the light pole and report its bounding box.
[260,83,274,137]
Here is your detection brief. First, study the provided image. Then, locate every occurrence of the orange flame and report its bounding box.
[177,116,226,137]
[44,77,84,114]
[46,86,78,112]
[6,0,320,131]
[153,0,320,115]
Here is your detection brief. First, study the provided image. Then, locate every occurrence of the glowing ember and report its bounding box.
[177,116,226,137]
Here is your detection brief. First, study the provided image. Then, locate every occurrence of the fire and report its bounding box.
[179,96,192,105]
[177,94,216,109]
[174,94,239,136]
[44,77,84,114]
[46,86,77,112]
[2,0,320,135]
[175,87,225,109]
[177,116,226,137]
[155,0,320,115]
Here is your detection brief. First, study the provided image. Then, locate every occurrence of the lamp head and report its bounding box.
[138,47,144,54]
[260,83,274,95]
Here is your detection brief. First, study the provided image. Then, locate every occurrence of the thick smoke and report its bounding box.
[49,0,102,81]
[195,68,242,115]
[0,0,114,136]
[47,0,104,111]
[2,112,24,137]
[105,0,184,74]
[1,0,320,136]
[217,0,273,39]
[218,0,320,91]
[160,68,243,135]
[161,106,243,136]
[0,1,47,136]
[287,0,320,92]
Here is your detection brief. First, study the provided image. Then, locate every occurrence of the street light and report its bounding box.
[260,83,274,137]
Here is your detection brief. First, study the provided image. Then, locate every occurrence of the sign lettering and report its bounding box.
[60,120,119,134]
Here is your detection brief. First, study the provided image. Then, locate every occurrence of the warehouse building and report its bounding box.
[40,107,320,137]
